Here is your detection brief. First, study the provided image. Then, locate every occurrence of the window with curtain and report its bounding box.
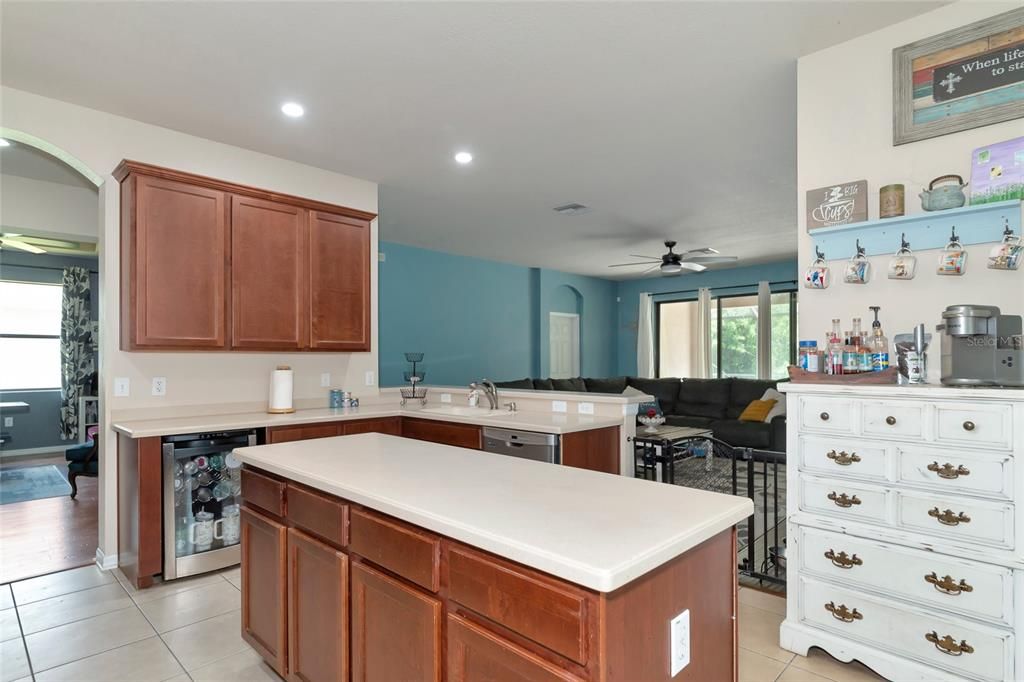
[0,281,63,390]
[657,289,795,380]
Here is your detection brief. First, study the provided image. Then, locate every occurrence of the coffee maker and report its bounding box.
[936,305,1024,387]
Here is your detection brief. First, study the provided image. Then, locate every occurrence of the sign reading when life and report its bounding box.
[933,45,1024,102]
[806,180,868,230]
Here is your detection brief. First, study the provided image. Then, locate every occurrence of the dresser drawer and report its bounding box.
[349,508,441,592]
[286,483,348,547]
[800,476,888,525]
[861,401,925,440]
[896,491,1014,550]
[798,436,887,482]
[798,526,1013,625]
[897,447,1013,501]
[934,403,1012,450]
[797,397,855,434]
[798,576,1012,682]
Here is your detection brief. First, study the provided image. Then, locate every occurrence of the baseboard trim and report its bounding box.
[95,547,118,571]
[0,445,70,458]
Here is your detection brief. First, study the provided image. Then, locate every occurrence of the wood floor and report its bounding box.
[0,453,98,584]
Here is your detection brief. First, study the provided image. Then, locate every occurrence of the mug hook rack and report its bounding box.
[815,246,826,261]
[855,239,866,258]
[900,232,911,251]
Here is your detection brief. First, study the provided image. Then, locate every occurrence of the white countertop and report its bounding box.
[111,403,624,439]
[780,382,1024,400]
[233,433,753,592]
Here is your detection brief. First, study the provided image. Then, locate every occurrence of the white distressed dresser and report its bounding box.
[780,383,1024,682]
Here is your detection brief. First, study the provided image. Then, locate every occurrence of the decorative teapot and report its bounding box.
[919,175,968,212]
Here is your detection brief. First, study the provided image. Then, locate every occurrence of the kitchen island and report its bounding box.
[234,432,752,682]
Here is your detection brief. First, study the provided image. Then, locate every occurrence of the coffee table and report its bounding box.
[632,425,713,483]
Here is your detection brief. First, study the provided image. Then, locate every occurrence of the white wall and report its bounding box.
[797,2,1023,383]
[0,174,99,239]
[2,86,380,563]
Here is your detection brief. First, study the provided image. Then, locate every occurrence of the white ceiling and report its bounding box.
[1,2,943,278]
[0,139,97,190]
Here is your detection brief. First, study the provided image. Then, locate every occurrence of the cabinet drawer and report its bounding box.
[800,476,888,525]
[343,417,401,436]
[896,491,1014,550]
[349,509,440,592]
[897,447,1012,500]
[447,613,583,682]
[861,401,925,440]
[935,403,1012,450]
[797,397,854,434]
[287,483,348,547]
[241,467,286,517]
[798,526,1013,625]
[267,422,341,444]
[401,418,482,450]
[798,436,887,481]
[447,545,589,666]
[798,576,1012,682]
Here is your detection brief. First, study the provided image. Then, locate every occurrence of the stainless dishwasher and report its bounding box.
[482,427,560,464]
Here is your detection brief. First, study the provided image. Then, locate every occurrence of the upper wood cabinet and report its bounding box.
[115,161,376,352]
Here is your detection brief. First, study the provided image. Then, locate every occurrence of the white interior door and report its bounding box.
[549,313,580,379]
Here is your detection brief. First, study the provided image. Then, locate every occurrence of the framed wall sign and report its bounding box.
[893,8,1024,146]
[806,180,868,230]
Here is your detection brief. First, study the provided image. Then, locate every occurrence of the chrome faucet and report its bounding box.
[469,379,499,410]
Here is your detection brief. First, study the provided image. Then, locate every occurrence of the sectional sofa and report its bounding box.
[494,376,787,452]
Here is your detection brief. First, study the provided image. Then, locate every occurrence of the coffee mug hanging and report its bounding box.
[937,227,967,276]
[988,220,1023,271]
[888,233,916,280]
[804,247,830,289]
[843,239,870,284]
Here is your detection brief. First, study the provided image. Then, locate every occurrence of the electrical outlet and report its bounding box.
[365,371,375,386]
[114,377,130,397]
[440,393,452,403]
[3,416,13,428]
[670,610,690,677]
[577,402,595,415]
[320,373,331,387]
[551,400,567,413]
[151,377,167,396]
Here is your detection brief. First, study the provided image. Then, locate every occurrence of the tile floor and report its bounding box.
[0,564,886,682]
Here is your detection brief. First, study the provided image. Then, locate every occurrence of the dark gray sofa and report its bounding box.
[494,376,786,452]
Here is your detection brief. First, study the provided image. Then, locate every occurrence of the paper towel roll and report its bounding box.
[268,365,295,414]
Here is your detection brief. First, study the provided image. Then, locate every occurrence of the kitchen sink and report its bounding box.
[418,406,504,418]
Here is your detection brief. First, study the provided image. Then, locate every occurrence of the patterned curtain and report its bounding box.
[60,267,94,440]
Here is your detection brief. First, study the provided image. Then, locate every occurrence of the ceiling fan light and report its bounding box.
[660,262,682,274]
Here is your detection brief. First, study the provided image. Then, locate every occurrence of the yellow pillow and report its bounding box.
[739,399,777,423]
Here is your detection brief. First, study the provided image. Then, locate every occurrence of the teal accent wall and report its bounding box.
[614,260,799,376]
[378,243,617,387]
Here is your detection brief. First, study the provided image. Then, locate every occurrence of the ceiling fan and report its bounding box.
[608,240,738,276]
[0,233,97,256]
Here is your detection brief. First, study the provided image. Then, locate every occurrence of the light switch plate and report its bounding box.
[3,416,13,428]
[114,377,130,397]
[552,400,568,413]
[670,609,690,677]
[151,377,167,396]
[365,371,375,386]
[577,402,595,415]
[320,373,331,387]
[440,393,452,403]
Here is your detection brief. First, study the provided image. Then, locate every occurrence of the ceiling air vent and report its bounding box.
[552,203,590,216]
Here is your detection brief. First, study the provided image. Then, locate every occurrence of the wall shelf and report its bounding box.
[809,200,1021,259]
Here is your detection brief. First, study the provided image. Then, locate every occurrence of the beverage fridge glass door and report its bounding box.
[162,431,255,580]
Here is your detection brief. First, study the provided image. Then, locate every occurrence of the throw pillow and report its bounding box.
[761,387,786,422]
[623,385,661,419]
[739,399,777,423]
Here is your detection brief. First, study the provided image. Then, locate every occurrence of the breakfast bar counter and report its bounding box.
[233,433,752,681]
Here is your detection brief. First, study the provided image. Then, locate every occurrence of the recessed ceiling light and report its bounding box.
[0,139,10,147]
[281,102,305,118]
[454,151,473,165]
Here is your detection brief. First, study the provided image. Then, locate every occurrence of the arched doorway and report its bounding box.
[548,284,583,379]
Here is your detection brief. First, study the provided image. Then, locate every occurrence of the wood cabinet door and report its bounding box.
[350,562,442,682]
[401,418,482,450]
[343,417,401,436]
[287,529,348,682]
[308,211,370,351]
[267,422,342,444]
[231,196,308,350]
[241,507,288,677]
[124,174,229,349]
[448,613,584,682]
[561,426,620,475]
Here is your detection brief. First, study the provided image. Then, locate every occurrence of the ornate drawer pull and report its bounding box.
[826,450,861,466]
[824,549,862,569]
[962,420,975,432]
[885,416,897,426]
[927,462,971,480]
[928,507,971,526]
[820,412,830,421]
[924,572,973,596]
[827,492,861,508]
[925,631,974,656]
[824,602,862,623]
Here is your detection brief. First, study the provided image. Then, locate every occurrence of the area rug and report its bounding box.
[0,465,73,504]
